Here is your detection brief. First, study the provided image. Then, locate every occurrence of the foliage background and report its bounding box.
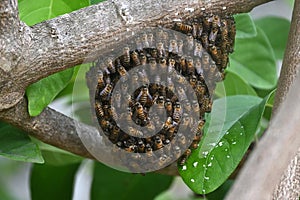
[0,0,293,199]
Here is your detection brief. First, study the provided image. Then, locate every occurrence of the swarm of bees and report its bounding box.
[87,13,235,171]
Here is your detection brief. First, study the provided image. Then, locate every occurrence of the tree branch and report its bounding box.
[226,0,300,199]
[0,0,273,110]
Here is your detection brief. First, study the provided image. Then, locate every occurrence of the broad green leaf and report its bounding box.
[0,122,44,163]
[91,162,173,200]
[19,0,90,26]
[30,163,80,200]
[154,180,233,200]
[215,71,257,97]
[234,13,257,39]
[26,68,74,116]
[200,95,262,158]
[229,27,277,89]
[255,17,290,59]
[31,138,83,165]
[179,95,269,194]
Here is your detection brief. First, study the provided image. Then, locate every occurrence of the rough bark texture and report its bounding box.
[0,0,273,110]
[226,0,300,199]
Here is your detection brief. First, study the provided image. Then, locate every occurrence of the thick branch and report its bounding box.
[226,0,300,199]
[0,0,273,110]
[0,98,94,159]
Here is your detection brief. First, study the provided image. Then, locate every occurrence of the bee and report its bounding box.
[165,99,173,117]
[174,22,193,34]
[99,119,112,132]
[203,14,212,31]
[209,27,218,43]
[128,127,143,137]
[192,100,200,114]
[200,33,209,49]
[121,82,128,96]
[159,57,167,70]
[169,40,178,53]
[202,52,210,72]
[186,34,194,51]
[195,82,207,98]
[146,121,156,132]
[193,22,203,39]
[106,58,116,74]
[117,65,127,77]
[179,56,187,75]
[108,106,118,121]
[148,33,154,47]
[174,146,182,159]
[156,42,165,57]
[135,103,147,124]
[136,85,153,107]
[100,83,113,100]
[153,135,164,150]
[141,33,149,48]
[209,45,222,65]
[178,149,192,165]
[96,70,105,90]
[137,139,145,153]
[177,133,186,147]
[168,58,176,73]
[173,102,182,123]
[212,15,221,29]
[194,42,203,57]
[186,57,195,75]
[121,46,130,67]
[124,138,137,153]
[201,96,212,113]
[189,75,197,89]
[195,58,203,75]
[221,54,229,70]
[135,36,143,51]
[163,116,175,130]
[150,48,158,58]
[131,51,140,66]
[95,101,104,118]
[138,70,149,85]
[178,40,184,55]
[109,125,120,143]
[156,96,165,117]
[181,113,191,131]
[140,53,147,65]
[177,86,187,101]
[149,58,157,76]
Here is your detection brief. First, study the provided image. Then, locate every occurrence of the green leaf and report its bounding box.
[19,0,90,26]
[31,138,83,165]
[234,13,257,39]
[30,163,80,200]
[215,71,257,97]
[91,162,173,200]
[0,122,44,163]
[255,17,290,59]
[229,27,277,89]
[179,95,268,194]
[26,68,74,116]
